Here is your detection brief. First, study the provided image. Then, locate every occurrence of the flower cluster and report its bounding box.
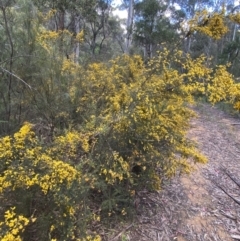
[0,207,34,241]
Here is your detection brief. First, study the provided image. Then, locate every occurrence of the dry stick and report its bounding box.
[0,67,32,89]
[223,170,240,189]
[220,210,237,221]
[110,223,133,241]
[213,181,240,206]
[231,234,240,240]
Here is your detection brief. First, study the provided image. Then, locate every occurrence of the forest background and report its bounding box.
[1,0,240,240]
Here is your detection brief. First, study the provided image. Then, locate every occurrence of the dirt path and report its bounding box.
[113,104,240,241]
[179,104,240,241]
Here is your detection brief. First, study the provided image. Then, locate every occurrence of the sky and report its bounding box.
[112,0,128,19]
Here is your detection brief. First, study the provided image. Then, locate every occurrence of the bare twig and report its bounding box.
[213,180,240,206]
[231,234,240,240]
[109,223,133,241]
[220,210,237,221]
[222,169,240,189]
[0,67,32,89]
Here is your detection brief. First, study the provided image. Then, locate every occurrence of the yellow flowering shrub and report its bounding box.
[67,49,239,200]
[188,9,228,40]
[0,207,35,241]
[36,29,73,53]
[4,0,240,239]
[38,9,57,22]
[49,130,92,164]
[1,40,240,239]
[182,54,240,110]
[187,8,240,41]
[229,13,240,24]
[75,30,84,42]
[226,82,240,111]
[65,51,210,196]
[36,14,84,57]
[206,65,235,103]
[0,123,95,241]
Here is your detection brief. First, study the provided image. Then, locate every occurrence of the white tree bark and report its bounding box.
[232,23,237,42]
[75,16,80,63]
[125,0,134,53]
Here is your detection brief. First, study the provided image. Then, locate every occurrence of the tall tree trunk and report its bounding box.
[187,37,191,53]
[58,9,65,31]
[58,9,65,55]
[232,23,237,41]
[125,0,134,53]
[1,5,14,133]
[75,16,80,63]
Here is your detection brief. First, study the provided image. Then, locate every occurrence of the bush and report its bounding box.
[1,49,240,240]
[0,124,93,240]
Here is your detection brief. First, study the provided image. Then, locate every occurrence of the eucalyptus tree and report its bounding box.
[126,0,134,53]
[217,2,240,76]
[133,0,179,59]
[169,0,215,53]
[171,0,214,17]
[0,0,40,134]
[33,0,116,59]
[78,0,113,56]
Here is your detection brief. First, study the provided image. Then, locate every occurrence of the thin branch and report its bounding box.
[1,4,14,130]
[109,224,133,241]
[0,67,32,89]
[221,168,240,189]
[213,181,240,206]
